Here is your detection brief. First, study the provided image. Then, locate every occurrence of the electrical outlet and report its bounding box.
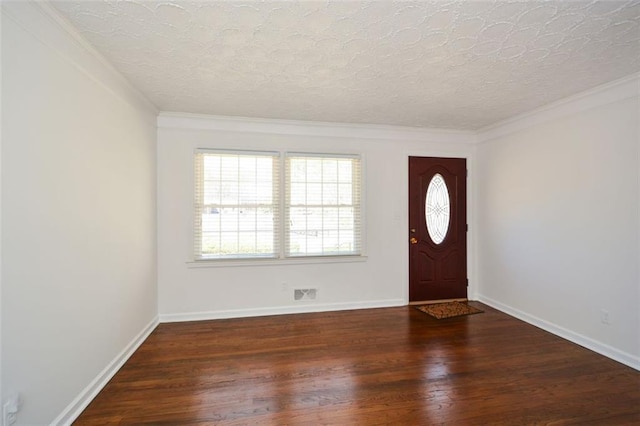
[3,394,20,426]
[281,282,288,292]
[600,309,610,325]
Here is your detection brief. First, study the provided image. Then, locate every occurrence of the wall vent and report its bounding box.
[294,288,317,301]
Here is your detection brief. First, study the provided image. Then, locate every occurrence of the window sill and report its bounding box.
[186,255,368,268]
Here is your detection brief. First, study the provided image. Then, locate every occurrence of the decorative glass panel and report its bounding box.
[425,173,450,244]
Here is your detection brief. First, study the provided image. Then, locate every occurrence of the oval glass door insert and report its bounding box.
[425,173,450,244]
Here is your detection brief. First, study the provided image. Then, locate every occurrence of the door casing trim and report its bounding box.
[402,149,477,304]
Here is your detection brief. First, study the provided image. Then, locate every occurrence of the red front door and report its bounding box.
[409,157,467,302]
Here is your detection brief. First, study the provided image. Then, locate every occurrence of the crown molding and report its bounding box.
[159,72,639,144]
[2,1,159,118]
[158,112,478,144]
[477,73,640,143]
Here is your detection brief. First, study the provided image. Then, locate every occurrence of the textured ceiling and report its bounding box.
[51,0,640,130]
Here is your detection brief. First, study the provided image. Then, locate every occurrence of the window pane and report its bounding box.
[220,232,238,254]
[323,230,339,251]
[239,181,257,204]
[221,181,238,205]
[256,157,273,178]
[322,183,338,204]
[220,157,238,180]
[239,208,256,231]
[338,183,352,205]
[307,159,322,182]
[203,156,220,179]
[323,159,338,182]
[256,232,274,253]
[339,207,354,228]
[203,181,221,205]
[290,158,306,181]
[239,157,256,181]
[202,232,219,255]
[238,231,256,253]
[323,207,339,229]
[337,160,352,183]
[306,233,322,253]
[306,183,322,205]
[257,181,273,204]
[290,182,306,205]
[307,207,322,229]
[289,233,306,255]
[202,211,220,230]
[256,208,274,231]
[339,230,354,251]
[290,207,307,231]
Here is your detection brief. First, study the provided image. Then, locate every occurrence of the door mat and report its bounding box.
[415,301,483,319]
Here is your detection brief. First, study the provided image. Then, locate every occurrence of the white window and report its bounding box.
[285,153,362,257]
[194,150,279,259]
[194,150,363,261]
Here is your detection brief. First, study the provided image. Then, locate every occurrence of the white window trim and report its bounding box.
[186,254,368,268]
[284,152,363,258]
[193,148,281,260]
[190,149,367,266]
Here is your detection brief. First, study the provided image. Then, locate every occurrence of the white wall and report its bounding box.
[476,76,640,369]
[1,3,158,424]
[157,114,477,321]
[0,5,4,418]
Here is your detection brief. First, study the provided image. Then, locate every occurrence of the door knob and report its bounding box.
[410,237,417,244]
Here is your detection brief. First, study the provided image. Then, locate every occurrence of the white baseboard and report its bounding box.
[159,299,406,323]
[477,295,640,371]
[51,317,160,425]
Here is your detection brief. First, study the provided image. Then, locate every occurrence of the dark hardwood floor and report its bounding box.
[75,303,640,425]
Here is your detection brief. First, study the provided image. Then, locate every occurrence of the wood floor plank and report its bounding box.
[74,304,640,425]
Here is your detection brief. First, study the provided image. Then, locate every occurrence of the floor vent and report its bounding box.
[294,288,317,301]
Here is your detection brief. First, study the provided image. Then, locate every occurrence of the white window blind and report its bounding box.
[285,153,362,257]
[194,150,279,259]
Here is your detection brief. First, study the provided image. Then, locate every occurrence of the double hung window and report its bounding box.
[285,153,361,257]
[194,150,280,259]
[194,150,362,261]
